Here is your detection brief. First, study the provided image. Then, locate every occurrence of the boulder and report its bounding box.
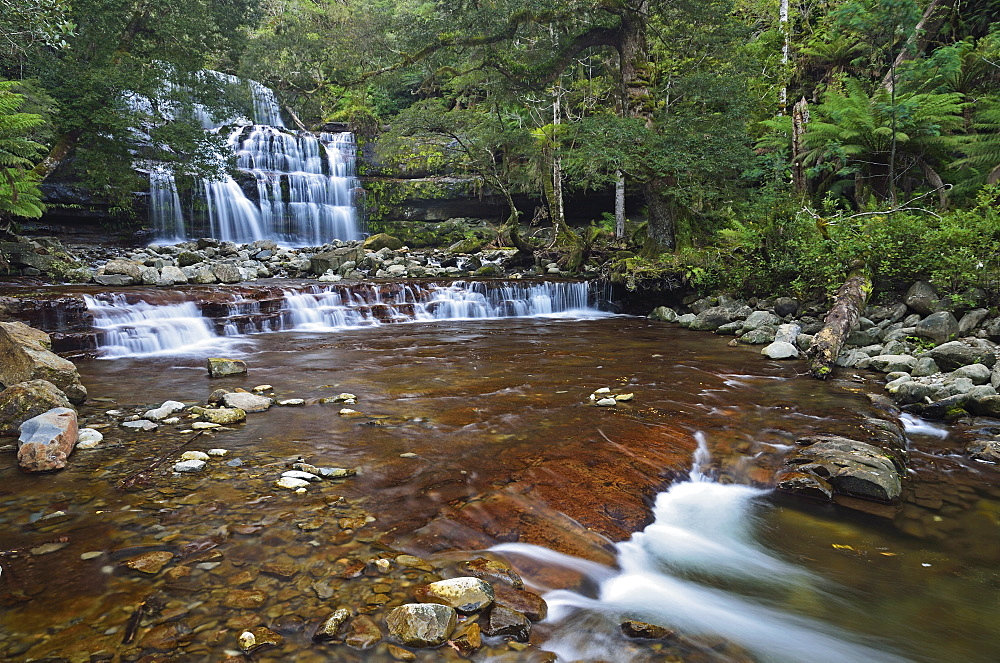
[952,363,992,385]
[774,323,801,345]
[159,265,188,285]
[647,306,677,323]
[967,440,1000,463]
[868,355,917,373]
[738,327,777,345]
[195,407,246,425]
[363,234,404,252]
[17,407,78,472]
[761,341,798,359]
[959,308,989,335]
[103,259,142,280]
[742,310,781,332]
[905,281,945,316]
[385,603,456,648]
[773,297,799,317]
[0,380,73,437]
[213,263,242,284]
[414,577,494,614]
[914,311,959,345]
[207,357,247,378]
[688,307,732,331]
[676,313,697,328]
[221,391,272,413]
[911,357,939,377]
[783,435,902,502]
[0,322,87,403]
[925,341,996,372]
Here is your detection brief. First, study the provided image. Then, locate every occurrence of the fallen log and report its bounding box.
[805,268,872,379]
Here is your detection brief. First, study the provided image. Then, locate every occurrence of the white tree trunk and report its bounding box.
[615,170,626,238]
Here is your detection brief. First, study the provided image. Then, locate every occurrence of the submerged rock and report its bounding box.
[314,608,352,641]
[458,557,524,589]
[17,407,78,472]
[195,407,246,425]
[482,604,531,642]
[385,603,456,648]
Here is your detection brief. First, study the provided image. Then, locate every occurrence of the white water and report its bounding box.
[493,434,913,663]
[147,74,362,246]
[85,281,606,357]
[900,413,949,439]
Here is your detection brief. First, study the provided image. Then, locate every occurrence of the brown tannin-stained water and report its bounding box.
[2,310,1000,662]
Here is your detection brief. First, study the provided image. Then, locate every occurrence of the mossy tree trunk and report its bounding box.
[805,268,872,379]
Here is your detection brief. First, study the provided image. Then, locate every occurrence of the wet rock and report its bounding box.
[345,614,382,649]
[221,391,272,412]
[889,380,938,404]
[17,407,78,472]
[968,395,1000,418]
[450,621,482,655]
[688,307,732,331]
[483,604,531,642]
[0,322,87,404]
[143,621,193,650]
[914,311,959,345]
[595,397,617,406]
[144,400,186,421]
[784,435,902,502]
[620,620,676,639]
[174,459,206,473]
[314,608,351,640]
[281,470,321,482]
[415,577,494,614]
[276,476,310,490]
[921,394,972,420]
[492,585,548,621]
[195,407,246,425]
[967,440,1000,463]
[76,427,103,448]
[905,281,945,316]
[761,341,798,359]
[925,340,996,372]
[222,589,267,608]
[122,550,174,574]
[122,419,158,431]
[319,466,356,478]
[180,450,210,461]
[775,471,833,500]
[868,355,917,373]
[459,557,524,589]
[238,626,283,654]
[277,398,305,406]
[738,326,777,345]
[207,357,247,378]
[386,603,456,648]
[647,306,677,322]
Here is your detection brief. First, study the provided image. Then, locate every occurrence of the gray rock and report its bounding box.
[966,440,1000,463]
[992,363,1000,390]
[881,340,907,356]
[835,349,869,368]
[847,327,883,347]
[0,379,73,437]
[926,341,996,372]
[139,266,160,285]
[868,355,917,373]
[738,327,777,345]
[192,267,217,284]
[221,391,272,412]
[885,371,910,383]
[941,377,975,397]
[982,317,1000,342]
[714,320,744,335]
[122,419,158,431]
[776,471,833,500]
[213,263,242,284]
[761,341,799,359]
[774,323,802,345]
[959,308,989,335]
[676,313,697,328]
[207,357,247,378]
[688,307,732,331]
[911,357,940,377]
[143,400,186,421]
[970,395,1000,418]
[0,322,87,404]
[773,297,799,317]
[385,603,457,648]
[17,407,78,472]
[889,380,938,404]
[952,363,992,385]
[103,259,142,280]
[796,333,814,351]
[742,310,782,331]
[905,281,945,316]
[785,435,902,501]
[883,326,918,343]
[415,577,494,614]
[647,306,677,322]
[968,385,997,399]
[482,604,531,642]
[173,459,206,472]
[159,265,188,285]
[914,311,959,345]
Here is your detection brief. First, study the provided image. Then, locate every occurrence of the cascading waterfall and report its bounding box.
[146,74,362,246]
[85,281,605,357]
[493,433,913,663]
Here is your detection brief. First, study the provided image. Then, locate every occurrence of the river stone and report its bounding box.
[415,577,494,614]
[688,306,731,331]
[952,363,992,385]
[914,311,960,346]
[276,476,310,490]
[458,557,524,589]
[94,273,134,286]
[364,233,403,251]
[761,341,798,359]
[0,321,87,404]
[198,407,246,424]
[207,357,247,377]
[174,459,206,472]
[925,341,996,372]
[450,621,482,656]
[742,310,781,331]
[492,584,547,621]
[345,615,382,650]
[912,357,940,377]
[238,626,283,654]
[278,398,305,406]
[714,320,744,335]
[386,603,456,648]
[905,281,945,315]
[0,379,73,437]
[676,313,697,327]
[921,394,972,420]
[122,419,157,431]
[180,450,210,461]
[281,470,321,482]
[122,550,174,574]
[868,355,917,373]
[222,391,272,412]
[969,395,1000,418]
[103,258,142,280]
[159,265,188,285]
[191,266,217,284]
[314,608,352,641]
[738,327,777,345]
[17,407,78,472]
[213,262,242,283]
[595,397,617,406]
[776,471,834,500]
[647,306,677,322]
[785,435,902,501]
[774,323,801,345]
[482,604,531,642]
[621,620,677,640]
[960,308,989,335]
[76,427,103,448]
[889,380,938,404]
[967,440,1000,463]
[144,400,186,421]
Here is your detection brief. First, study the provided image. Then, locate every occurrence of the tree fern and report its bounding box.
[0,81,47,221]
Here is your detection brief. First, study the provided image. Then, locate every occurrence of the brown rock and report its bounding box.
[207,357,247,378]
[387,644,417,661]
[344,614,382,649]
[142,621,193,650]
[313,608,351,641]
[238,626,283,654]
[17,406,78,472]
[450,621,482,655]
[620,620,676,639]
[222,589,267,609]
[483,605,530,642]
[0,379,72,437]
[493,585,547,621]
[385,603,456,648]
[414,577,494,613]
[122,550,174,575]
[459,557,524,589]
[0,322,87,404]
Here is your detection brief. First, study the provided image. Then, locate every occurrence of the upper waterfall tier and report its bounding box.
[147,74,363,247]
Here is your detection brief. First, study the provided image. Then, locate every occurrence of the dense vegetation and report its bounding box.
[1,0,999,301]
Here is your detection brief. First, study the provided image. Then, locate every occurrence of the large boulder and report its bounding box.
[309,246,362,275]
[0,322,87,403]
[102,259,142,280]
[17,407,78,472]
[742,310,781,332]
[914,311,959,346]
[364,234,404,252]
[780,435,903,502]
[0,380,73,437]
[688,307,732,331]
[905,281,945,316]
[925,340,997,372]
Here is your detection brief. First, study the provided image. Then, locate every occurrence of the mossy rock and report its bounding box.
[363,233,404,251]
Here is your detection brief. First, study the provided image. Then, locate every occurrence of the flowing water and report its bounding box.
[2,294,1000,661]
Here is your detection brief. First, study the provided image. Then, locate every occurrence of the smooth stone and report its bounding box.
[207,357,247,378]
[198,407,246,425]
[122,419,158,431]
[482,604,530,642]
[180,450,210,461]
[868,355,917,373]
[173,459,206,473]
[143,400,185,421]
[281,470,321,482]
[761,341,799,359]
[17,407,78,472]
[0,379,72,437]
[318,467,355,478]
[221,391,272,412]
[621,620,676,639]
[595,397,617,406]
[458,557,524,589]
[191,421,222,430]
[206,448,228,456]
[385,603,457,648]
[251,384,272,392]
[344,615,382,650]
[277,398,305,406]
[76,428,103,448]
[951,363,992,385]
[122,550,174,574]
[276,476,310,490]
[492,584,548,621]
[647,306,677,322]
[785,435,901,501]
[911,357,940,377]
[415,577,494,614]
[925,341,996,371]
[914,311,960,345]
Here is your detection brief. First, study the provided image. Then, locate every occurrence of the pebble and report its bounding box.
[594,387,611,394]
[252,384,273,392]
[207,448,228,456]
[319,467,356,478]
[192,422,221,430]
[400,452,418,458]
[76,428,104,449]
[277,398,305,406]
[595,398,617,407]
[80,551,104,560]
[174,459,206,473]
[614,393,635,401]
[339,408,360,415]
[281,470,321,482]
[180,451,210,462]
[122,419,158,431]
[276,476,311,490]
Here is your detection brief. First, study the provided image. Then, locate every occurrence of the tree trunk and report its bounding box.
[34,129,82,182]
[792,97,809,194]
[881,0,953,92]
[642,178,676,251]
[805,269,872,379]
[615,170,626,238]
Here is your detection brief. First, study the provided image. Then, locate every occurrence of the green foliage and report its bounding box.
[0,81,46,221]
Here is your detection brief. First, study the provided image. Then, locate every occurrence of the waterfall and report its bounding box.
[147,74,362,246]
[84,281,604,357]
[492,436,913,663]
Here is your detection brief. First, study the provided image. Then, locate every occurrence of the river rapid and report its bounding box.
[2,307,1000,661]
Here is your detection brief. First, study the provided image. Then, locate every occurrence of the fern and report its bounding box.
[0,81,47,221]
